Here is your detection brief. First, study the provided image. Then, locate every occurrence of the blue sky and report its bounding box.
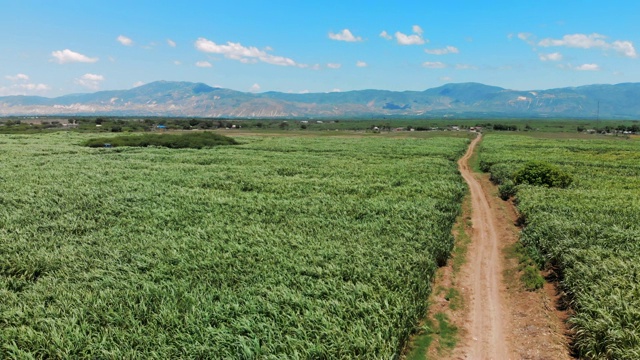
[1,0,639,97]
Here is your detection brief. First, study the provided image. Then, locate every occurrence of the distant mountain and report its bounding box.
[1,80,640,118]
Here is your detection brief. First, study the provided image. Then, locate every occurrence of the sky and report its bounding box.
[1,0,639,97]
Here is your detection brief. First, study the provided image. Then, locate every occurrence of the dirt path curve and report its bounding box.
[457,134,510,359]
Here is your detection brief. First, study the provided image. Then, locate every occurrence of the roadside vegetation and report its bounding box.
[479,134,640,359]
[0,132,468,358]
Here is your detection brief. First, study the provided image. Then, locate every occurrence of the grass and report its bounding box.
[405,313,458,360]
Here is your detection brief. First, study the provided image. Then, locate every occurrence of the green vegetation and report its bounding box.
[405,312,458,360]
[512,161,573,188]
[84,132,238,149]
[504,242,545,291]
[2,116,639,135]
[0,132,468,358]
[480,134,640,359]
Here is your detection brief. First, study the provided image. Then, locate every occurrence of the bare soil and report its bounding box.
[424,134,572,360]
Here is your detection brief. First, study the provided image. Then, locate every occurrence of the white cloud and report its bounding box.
[379,31,392,40]
[422,61,446,69]
[611,40,637,58]
[327,63,342,69]
[74,73,105,90]
[249,83,261,92]
[117,35,133,46]
[20,83,49,91]
[328,29,362,42]
[51,49,98,64]
[195,61,213,68]
[538,33,636,58]
[195,37,300,67]
[455,64,478,70]
[518,32,532,41]
[395,25,427,45]
[424,46,459,55]
[539,52,563,61]
[133,81,145,87]
[440,76,453,82]
[356,60,367,67]
[167,39,176,47]
[539,33,607,48]
[330,88,341,92]
[0,83,50,96]
[575,63,600,71]
[5,73,29,81]
[173,60,182,65]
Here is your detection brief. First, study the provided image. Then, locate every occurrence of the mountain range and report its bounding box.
[1,81,639,119]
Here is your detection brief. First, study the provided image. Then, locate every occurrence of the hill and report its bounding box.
[1,81,639,118]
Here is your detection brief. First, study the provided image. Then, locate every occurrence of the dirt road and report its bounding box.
[456,134,510,359]
[436,134,572,360]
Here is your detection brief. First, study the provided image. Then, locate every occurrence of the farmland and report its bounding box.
[479,134,640,359]
[0,132,469,358]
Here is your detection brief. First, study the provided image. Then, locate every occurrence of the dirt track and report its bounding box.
[438,134,572,360]
[456,134,509,359]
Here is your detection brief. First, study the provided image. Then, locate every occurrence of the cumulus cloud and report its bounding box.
[539,33,636,58]
[173,60,182,65]
[395,25,427,45]
[0,83,50,96]
[167,39,176,47]
[455,64,478,70]
[440,76,453,82]
[74,73,105,90]
[611,40,637,58]
[249,83,261,92]
[328,29,362,42]
[117,35,133,46]
[327,63,342,69]
[195,38,300,67]
[19,83,49,91]
[5,73,29,81]
[51,49,98,64]
[379,30,392,40]
[195,61,213,68]
[133,81,145,87]
[356,60,367,67]
[422,61,446,69]
[539,33,606,48]
[575,63,600,71]
[539,52,563,61]
[424,46,459,55]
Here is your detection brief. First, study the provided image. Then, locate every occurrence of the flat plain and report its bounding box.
[0,132,469,358]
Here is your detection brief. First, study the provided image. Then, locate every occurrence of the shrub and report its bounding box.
[498,181,517,200]
[84,132,238,149]
[513,161,572,188]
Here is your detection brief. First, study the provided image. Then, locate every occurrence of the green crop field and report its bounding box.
[479,134,640,359]
[0,132,469,358]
